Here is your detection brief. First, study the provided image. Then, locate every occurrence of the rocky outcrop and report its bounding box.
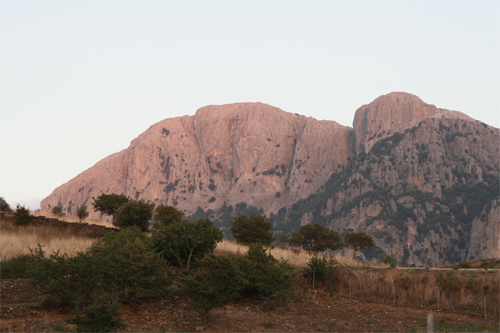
[353,92,473,154]
[41,102,351,221]
[467,199,500,262]
[41,92,499,265]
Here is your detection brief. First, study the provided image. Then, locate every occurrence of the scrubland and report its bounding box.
[1,210,499,331]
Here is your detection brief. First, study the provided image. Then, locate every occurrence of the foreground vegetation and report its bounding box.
[1,197,498,331]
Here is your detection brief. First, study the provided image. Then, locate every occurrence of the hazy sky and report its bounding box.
[1,0,499,210]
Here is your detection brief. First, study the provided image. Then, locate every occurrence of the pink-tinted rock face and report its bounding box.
[41,92,500,266]
[41,102,351,220]
[353,92,473,154]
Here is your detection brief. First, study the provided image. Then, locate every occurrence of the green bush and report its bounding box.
[67,295,126,332]
[303,256,338,291]
[181,254,246,328]
[0,196,11,212]
[91,193,130,222]
[230,214,274,246]
[152,219,223,270]
[0,244,45,279]
[77,204,89,223]
[113,199,155,231]
[380,252,397,268]
[154,205,184,226]
[28,227,171,307]
[14,204,31,225]
[52,206,64,217]
[237,244,298,298]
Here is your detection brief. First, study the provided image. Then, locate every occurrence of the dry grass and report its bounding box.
[215,239,365,268]
[336,267,500,318]
[31,210,115,228]
[0,217,97,261]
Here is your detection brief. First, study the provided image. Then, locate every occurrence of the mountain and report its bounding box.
[41,92,499,265]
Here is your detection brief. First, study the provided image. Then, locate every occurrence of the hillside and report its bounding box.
[41,92,500,265]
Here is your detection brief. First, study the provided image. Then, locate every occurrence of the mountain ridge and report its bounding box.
[41,92,499,265]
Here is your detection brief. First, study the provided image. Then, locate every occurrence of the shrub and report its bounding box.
[28,227,171,307]
[230,214,274,246]
[0,196,11,212]
[287,224,343,252]
[380,252,397,268]
[67,295,126,333]
[304,256,338,291]
[77,204,89,223]
[14,204,31,225]
[238,244,298,298]
[0,244,45,279]
[152,219,223,270]
[154,205,184,226]
[113,199,155,231]
[91,193,129,221]
[181,254,246,328]
[52,206,64,217]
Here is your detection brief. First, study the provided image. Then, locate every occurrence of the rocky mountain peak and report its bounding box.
[353,92,473,154]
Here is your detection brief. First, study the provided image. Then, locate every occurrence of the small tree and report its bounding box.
[181,254,246,328]
[0,196,12,212]
[113,200,155,231]
[154,205,184,226]
[91,193,129,222]
[287,224,343,253]
[344,232,378,259]
[152,219,223,270]
[237,243,298,298]
[15,204,31,225]
[77,204,89,223]
[304,256,338,291]
[230,214,274,246]
[52,206,64,217]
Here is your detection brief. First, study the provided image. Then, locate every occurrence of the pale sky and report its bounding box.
[1,0,499,210]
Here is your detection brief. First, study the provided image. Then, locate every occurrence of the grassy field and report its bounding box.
[0,217,96,261]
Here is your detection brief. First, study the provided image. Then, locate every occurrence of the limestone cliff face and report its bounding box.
[284,94,499,265]
[41,102,351,221]
[467,199,500,262]
[353,92,473,154]
[41,92,499,265]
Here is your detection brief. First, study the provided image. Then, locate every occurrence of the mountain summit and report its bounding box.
[41,92,499,265]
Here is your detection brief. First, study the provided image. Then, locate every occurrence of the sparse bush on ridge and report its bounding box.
[14,204,31,225]
[0,196,11,212]
[52,206,64,217]
[77,204,89,223]
[380,252,397,268]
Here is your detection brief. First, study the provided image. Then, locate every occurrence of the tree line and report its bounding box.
[1,193,380,331]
